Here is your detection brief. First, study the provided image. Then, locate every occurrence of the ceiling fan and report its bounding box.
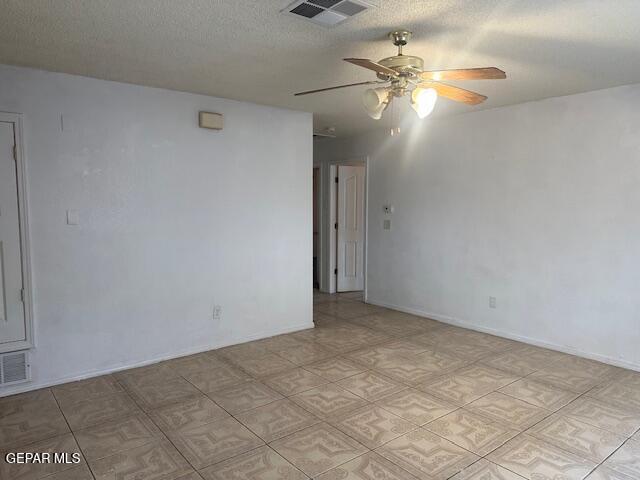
[295,30,506,120]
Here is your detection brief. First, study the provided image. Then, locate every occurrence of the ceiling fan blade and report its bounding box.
[420,67,506,81]
[344,58,398,77]
[420,81,487,105]
[294,80,384,96]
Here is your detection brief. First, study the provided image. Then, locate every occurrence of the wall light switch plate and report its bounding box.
[66,209,79,225]
[489,296,497,309]
[383,219,391,230]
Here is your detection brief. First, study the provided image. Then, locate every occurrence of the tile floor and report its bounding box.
[1,291,640,479]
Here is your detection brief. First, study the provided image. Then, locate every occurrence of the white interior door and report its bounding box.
[0,121,26,346]
[337,165,365,292]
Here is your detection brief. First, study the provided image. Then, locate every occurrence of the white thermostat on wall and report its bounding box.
[199,111,223,130]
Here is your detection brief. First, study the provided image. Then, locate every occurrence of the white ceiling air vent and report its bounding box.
[283,0,377,27]
[0,351,30,387]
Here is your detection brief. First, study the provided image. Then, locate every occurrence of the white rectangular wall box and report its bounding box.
[199,111,223,130]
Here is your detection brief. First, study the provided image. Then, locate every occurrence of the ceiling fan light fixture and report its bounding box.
[411,87,438,119]
[362,87,391,120]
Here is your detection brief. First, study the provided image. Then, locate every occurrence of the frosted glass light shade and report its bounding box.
[411,87,438,118]
[363,88,391,120]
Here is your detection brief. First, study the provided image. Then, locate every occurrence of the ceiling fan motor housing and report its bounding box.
[377,55,424,80]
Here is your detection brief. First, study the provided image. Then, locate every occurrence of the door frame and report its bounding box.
[320,156,369,298]
[0,111,34,353]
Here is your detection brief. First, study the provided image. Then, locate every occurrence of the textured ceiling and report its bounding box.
[2,0,640,137]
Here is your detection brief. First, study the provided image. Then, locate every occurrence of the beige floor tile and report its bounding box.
[184,365,251,393]
[336,371,406,401]
[270,423,368,477]
[488,434,597,480]
[52,374,124,406]
[527,414,626,463]
[0,391,70,449]
[314,312,341,327]
[376,428,479,479]
[126,376,202,410]
[586,465,637,479]
[165,352,229,377]
[235,399,320,442]
[314,301,382,319]
[199,445,308,480]
[558,397,640,437]
[89,438,193,480]
[47,464,95,480]
[177,473,205,480]
[613,370,640,388]
[331,405,416,449]
[0,433,86,480]
[454,365,521,389]
[148,395,229,432]
[60,391,141,430]
[75,413,164,460]
[218,342,271,362]
[374,357,450,385]
[376,388,457,425]
[455,332,517,352]
[349,315,427,337]
[206,380,283,414]
[482,351,549,377]
[587,381,640,413]
[465,392,550,430]
[304,357,367,382]
[0,388,56,410]
[499,378,579,410]
[256,333,310,351]
[434,342,497,361]
[115,362,180,387]
[425,410,519,456]
[451,459,525,479]
[233,353,297,377]
[420,373,497,406]
[528,365,602,393]
[372,339,432,357]
[315,339,370,354]
[552,356,621,379]
[273,343,337,366]
[602,438,640,478]
[263,368,329,396]
[413,349,469,375]
[345,347,400,368]
[289,384,368,420]
[168,417,264,470]
[315,452,417,480]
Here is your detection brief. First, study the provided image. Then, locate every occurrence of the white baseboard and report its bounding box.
[0,321,314,397]
[367,298,640,373]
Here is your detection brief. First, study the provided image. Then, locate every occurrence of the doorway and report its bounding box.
[313,166,320,289]
[0,113,32,353]
[335,165,365,292]
[325,161,367,294]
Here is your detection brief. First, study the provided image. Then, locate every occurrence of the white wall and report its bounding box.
[315,84,640,370]
[0,65,313,395]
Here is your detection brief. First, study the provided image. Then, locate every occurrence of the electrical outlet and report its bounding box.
[489,297,497,309]
[383,219,391,230]
[213,305,222,320]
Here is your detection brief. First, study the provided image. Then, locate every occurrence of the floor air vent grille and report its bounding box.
[0,350,30,386]
[283,0,376,26]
